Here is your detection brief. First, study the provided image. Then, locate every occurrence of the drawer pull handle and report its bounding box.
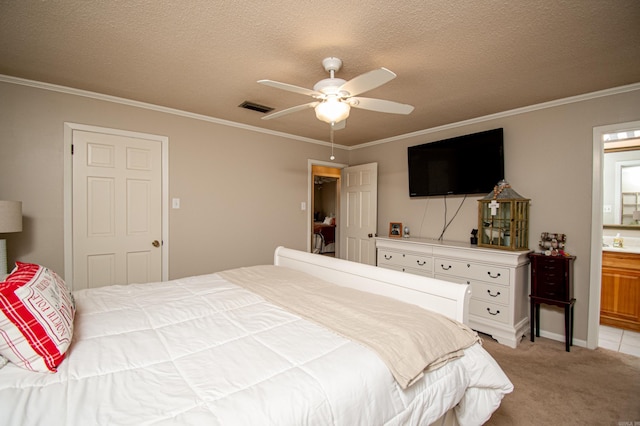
[384,255,393,260]
[487,290,501,297]
[487,272,501,279]
[416,260,426,266]
[486,308,501,316]
[440,264,452,270]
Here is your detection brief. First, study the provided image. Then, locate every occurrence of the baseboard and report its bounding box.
[531,329,587,348]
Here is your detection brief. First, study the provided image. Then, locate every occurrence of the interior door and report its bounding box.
[72,130,163,290]
[340,162,378,265]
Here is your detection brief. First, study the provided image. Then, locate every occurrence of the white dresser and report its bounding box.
[376,237,530,348]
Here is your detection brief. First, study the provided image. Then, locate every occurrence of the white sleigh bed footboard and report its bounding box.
[274,246,471,324]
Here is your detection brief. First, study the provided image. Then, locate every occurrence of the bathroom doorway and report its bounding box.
[590,120,640,352]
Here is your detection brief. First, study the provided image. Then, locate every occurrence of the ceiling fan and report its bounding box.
[258,57,414,129]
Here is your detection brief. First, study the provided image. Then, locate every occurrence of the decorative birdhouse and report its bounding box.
[477,180,530,251]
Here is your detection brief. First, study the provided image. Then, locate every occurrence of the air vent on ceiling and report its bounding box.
[239,101,274,114]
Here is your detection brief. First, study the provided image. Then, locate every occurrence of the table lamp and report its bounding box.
[0,200,22,277]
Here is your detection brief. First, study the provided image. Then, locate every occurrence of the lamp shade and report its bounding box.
[0,201,22,233]
[315,97,350,124]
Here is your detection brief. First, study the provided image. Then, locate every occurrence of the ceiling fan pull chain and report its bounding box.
[330,125,335,160]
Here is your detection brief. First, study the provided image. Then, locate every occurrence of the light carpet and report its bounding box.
[481,334,640,425]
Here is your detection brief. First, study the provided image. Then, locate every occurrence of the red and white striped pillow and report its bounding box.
[0,262,76,372]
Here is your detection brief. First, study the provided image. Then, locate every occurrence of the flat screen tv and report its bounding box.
[408,128,504,197]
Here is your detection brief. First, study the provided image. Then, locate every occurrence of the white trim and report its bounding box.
[63,123,170,289]
[0,75,346,151]
[360,83,640,149]
[537,329,587,349]
[589,120,640,349]
[2,74,639,150]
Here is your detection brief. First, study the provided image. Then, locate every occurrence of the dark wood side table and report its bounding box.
[528,253,576,352]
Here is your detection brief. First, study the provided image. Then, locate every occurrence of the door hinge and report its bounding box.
[71,144,74,155]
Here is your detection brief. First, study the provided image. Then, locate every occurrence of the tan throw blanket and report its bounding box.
[219,265,479,389]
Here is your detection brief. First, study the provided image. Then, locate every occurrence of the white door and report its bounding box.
[72,130,163,290]
[340,162,378,265]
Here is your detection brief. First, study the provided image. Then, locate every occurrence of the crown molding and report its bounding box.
[0,74,348,150]
[356,82,640,150]
[2,74,638,152]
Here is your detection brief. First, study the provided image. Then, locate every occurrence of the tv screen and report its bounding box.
[408,128,504,197]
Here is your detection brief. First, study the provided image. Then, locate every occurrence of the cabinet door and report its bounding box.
[601,266,640,331]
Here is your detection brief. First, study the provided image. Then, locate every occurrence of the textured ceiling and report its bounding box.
[1,1,639,147]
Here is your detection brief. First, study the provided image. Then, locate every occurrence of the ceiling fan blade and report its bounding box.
[261,102,318,120]
[350,97,414,114]
[339,68,397,96]
[258,79,321,97]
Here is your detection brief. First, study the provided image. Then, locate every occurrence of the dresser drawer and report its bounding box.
[471,281,510,305]
[377,250,432,274]
[436,274,510,305]
[380,263,431,278]
[470,299,510,324]
[535,281,567,300]
[535,262,566,284]
[378,263,405,274]
[434,258,509,286]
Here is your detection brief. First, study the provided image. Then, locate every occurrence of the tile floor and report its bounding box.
[598,325,640,357]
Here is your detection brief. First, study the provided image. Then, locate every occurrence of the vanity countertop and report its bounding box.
[602,236,640,254]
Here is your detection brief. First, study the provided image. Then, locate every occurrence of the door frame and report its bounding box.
[63,123,169,289]
[589,120,640,349]
[307,159,347,255]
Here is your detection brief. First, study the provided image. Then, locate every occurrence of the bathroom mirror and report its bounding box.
[603,136,640,229]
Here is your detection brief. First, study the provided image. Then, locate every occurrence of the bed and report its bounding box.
[313,218,336,254]
[0,247,512,425]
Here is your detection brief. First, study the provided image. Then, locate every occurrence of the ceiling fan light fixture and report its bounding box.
[259,57,413,125]
[315,97,350,124]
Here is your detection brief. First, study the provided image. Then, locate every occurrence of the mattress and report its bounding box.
[0,268,512,425]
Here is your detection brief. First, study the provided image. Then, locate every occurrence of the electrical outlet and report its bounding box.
[603,205,612,213]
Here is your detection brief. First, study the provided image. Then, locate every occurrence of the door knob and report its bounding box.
[368,233,373,238]
[152,240,160,248]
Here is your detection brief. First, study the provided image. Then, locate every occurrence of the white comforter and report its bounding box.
[0,271,512,425]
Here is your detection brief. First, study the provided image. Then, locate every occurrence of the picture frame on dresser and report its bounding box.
[389,222,402,238]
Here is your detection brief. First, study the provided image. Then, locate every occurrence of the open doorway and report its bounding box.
[311,165,341,256]
[589,120,640,351]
